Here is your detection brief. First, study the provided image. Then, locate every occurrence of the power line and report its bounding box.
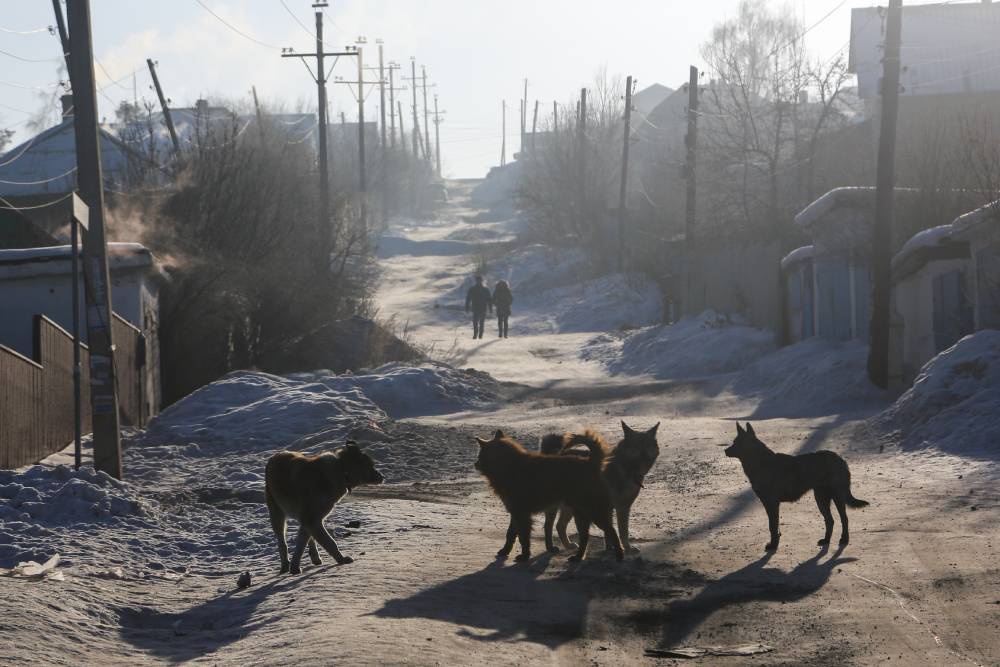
[0,166,77,186]
[0,25,53,35]
[0,192,74,211]
[0,78,64,91]
[0,47,61,64]
[194,0,282,50]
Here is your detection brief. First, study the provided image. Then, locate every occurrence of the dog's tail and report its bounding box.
[565,429,611,467]
[846,492,869,509]
[539,432,571,456]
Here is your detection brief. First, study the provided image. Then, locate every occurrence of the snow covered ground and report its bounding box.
[2,181,998,666]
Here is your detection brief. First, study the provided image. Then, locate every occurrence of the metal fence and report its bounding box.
[0,314,147,469]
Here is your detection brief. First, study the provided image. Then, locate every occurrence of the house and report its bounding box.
[0,242,165,416]
[0,96,157,237]
[891,201,1000,380]
[850,2,1000,100]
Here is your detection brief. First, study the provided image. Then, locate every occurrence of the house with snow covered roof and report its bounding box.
[0,243,166,418]
[0,96,158,239]
[892,201,1000,380]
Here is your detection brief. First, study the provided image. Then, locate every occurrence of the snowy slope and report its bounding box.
[873,330,1000,459]
[582,311,775,379]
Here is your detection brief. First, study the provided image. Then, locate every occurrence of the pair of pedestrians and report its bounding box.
[465,275,513,339]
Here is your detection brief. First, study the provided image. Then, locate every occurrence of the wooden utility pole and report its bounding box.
[357,46,367,232]
[684,66,699,312]
[51,0,71,73]
[377,42,387,149]
[531,99,539,152]
[432,93,444,178]
[553,100,558,134]
[251,85,265,140]
[397,99,407,157]
[421,66,434,162]
[500,100,506,166]
[387,62,403,148]
[521,78,528,154]
[407,59,421,158]
[282,6,358,271]
[578,87,587,200]
[147,59,179,155]
[618,76,634,273]
[868,0,904,389]
[67,0,122,479]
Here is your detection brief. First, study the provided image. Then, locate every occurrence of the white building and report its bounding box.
[0,243,165,412]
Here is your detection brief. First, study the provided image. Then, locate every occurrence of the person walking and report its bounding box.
[465,275,492,339]
[493,280,513,338]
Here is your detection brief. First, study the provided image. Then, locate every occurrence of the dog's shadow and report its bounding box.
[635,546,855,650]
[115,568,324,662]
[370,552,599,647]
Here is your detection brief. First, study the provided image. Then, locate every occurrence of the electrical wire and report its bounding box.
[0,166,77,186]
[0,25,53,35]
[0,192,74,211]
[194,0,282,50]
[0,47,61,64]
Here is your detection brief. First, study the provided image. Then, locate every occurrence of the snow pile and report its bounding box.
[583,311,775,379]
[873,330,1000,459]
[469,162,520,210]
[142,370,385,447]
[293,363,500,419]
[730,338,889,417]
[0,465,147,525]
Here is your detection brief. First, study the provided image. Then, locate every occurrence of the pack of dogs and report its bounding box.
[265,421,868,573]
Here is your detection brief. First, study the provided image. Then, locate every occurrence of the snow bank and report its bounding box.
[0,465,147,526]
[731,338,889,418]
[873,331,1000,459]
[583,311,775,379]
[143,370,384,447]
[293,363,500,419]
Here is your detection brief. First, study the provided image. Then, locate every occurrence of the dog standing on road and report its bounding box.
[543,421,660,554]
[265,442,384,574]
[723,422,869,551]
[474,430,624,563]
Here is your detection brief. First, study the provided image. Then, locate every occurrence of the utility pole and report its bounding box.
[377,41,387,148]
[578,87,587,203]
[618,76,634,274]
[356,44,367,233]
[421,66,434,162]
[531,99,539,153]
[406,59,421,158]
[387,61,403,148]
[432,93,444,178]
[868,0,903,389]
[67,0,122,479]
[51,0,71,74]
[521,78,528,155]
[251,85,265,140]
[397,99,407,157]
[684,66,699,314]
[500,100,506,167]
[282,5,358,272]
[553,101,558,134]
[147,59,179,155]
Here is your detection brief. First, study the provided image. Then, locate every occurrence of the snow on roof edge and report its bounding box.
[780,245,815,270]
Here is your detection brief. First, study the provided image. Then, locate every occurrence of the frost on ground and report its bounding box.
[730,338,890,418]
[582,310,775,379]
[873,330,1000,460]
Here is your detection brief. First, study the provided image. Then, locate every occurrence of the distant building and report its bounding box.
[850,2,1000,99]
[0,243,165,416]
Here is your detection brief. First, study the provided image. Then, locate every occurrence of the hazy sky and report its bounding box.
[2,0,885,177]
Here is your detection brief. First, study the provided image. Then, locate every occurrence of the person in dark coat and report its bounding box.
[493,280,513,338]
[465,275,493,339]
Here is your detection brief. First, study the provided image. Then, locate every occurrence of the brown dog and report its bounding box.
[265,442,384,574]
[544,421,660,554]
[474,429,624,563]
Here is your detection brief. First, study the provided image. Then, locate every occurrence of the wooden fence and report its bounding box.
[0,314,147,469]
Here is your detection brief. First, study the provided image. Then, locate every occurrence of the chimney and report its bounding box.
[61,94,74,118]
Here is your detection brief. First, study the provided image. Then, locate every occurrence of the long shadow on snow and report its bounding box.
[116,569,323,662]
[371,553,611,647]
[633,546,856,650]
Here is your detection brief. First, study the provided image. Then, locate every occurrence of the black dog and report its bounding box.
[723,422,869,551]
